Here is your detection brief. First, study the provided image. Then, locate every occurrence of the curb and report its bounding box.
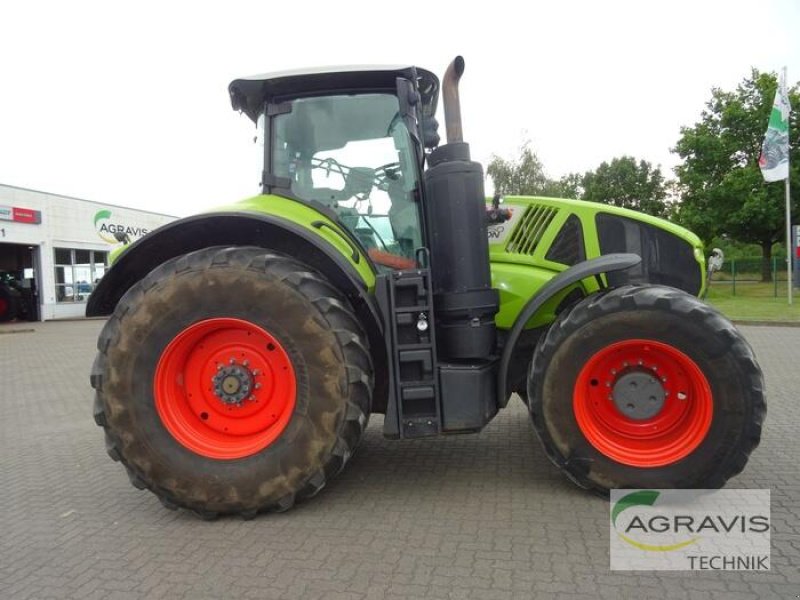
[50,316,109,322]
[733,320,800,328]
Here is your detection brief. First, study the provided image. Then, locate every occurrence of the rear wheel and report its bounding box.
[528,285,765,493]
[92,246,373,517]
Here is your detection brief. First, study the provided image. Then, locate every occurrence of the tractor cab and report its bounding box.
[230,60,503,438]
[229,66,441,267]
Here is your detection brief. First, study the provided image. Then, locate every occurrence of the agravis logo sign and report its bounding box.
[612,490,699,552]
[94,210,150,244]
[610,489,770,571]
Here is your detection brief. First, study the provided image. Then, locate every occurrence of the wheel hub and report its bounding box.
[612,370,666,420]
[212,364,254,405]
[572,338,714,467]
[154,318,296,459]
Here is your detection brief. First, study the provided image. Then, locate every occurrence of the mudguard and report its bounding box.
[87,211,390,411]
[497,253,642,405]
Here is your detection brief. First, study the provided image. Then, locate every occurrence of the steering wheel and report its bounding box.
[373,161,401,191]
[312,156,346,176]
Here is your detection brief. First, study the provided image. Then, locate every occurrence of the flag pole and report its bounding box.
[784,66,793,305]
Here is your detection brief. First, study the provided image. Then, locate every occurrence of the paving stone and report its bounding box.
[0,321,794,599]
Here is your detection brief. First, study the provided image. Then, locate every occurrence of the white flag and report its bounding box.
[759,70,791,182]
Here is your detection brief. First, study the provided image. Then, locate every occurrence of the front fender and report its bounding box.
[497,253,642,405]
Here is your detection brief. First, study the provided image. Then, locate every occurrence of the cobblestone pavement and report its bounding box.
[1,320,798,599]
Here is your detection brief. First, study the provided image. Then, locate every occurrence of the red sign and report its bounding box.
[0,205,41,224]
[12,207,41,224]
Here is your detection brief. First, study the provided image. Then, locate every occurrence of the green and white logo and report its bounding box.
[612,490,699,552]
[610,489,770,571]
[94,209,150,244]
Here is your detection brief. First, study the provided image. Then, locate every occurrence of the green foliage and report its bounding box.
[580,156,668,217]
[673,69,799,281]
[556,172,583,199]
[487,141,551,196]
[707,236,786,261]
[486,141,581,199]
[487,142,668,221]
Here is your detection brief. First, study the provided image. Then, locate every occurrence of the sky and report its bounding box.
[1,0,798,217]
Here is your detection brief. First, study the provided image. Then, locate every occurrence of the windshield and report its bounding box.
[270,93,422,265]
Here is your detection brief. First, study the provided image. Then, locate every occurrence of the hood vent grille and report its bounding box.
[505,205,559,255]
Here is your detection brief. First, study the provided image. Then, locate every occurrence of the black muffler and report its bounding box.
[424,56,498,360]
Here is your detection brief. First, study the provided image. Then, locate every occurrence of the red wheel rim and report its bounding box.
[154,318,296,459]
[573,339,713,467]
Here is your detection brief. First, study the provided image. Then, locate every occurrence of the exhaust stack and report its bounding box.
[442,56,465,144]
[423,56,498,361]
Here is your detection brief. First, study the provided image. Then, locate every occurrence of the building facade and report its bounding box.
[0,184,176,321]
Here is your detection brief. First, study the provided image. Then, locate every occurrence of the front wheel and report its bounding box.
[528,285,765,493]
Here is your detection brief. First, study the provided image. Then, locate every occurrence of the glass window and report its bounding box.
[93,252,107,286]
[54,248,108,303]
[55,248,72,264]
[272,93,423,264]
[545,215,586,266]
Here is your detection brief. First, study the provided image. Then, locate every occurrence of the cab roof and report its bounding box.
[229,64,439,122]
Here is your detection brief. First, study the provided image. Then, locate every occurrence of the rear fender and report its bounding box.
[87,211,389,411]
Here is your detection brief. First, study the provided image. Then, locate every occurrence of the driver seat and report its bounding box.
[343,167,376,199]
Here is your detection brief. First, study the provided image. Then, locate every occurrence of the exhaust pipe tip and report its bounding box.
[451,55,465,78]
[442,56,466,144]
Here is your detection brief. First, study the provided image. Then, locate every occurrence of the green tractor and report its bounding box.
[89,57,765,518]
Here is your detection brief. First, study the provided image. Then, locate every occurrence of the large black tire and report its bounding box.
[91,246,373,517]
[0,284,19,322]
[528,285,765,493]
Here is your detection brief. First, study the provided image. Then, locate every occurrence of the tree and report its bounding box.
[555,172,583,199]
[486,141,582,199]
[486,141,552,196]
[673,69,799,282]
[580,156,668,217]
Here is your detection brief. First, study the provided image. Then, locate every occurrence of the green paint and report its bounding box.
[207,193,704,334]
[214,194,376,289]
[489,195,707,329]
[109,245,127,265]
